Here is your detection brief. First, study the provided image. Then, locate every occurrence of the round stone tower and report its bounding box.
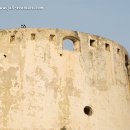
[0,28,130,130]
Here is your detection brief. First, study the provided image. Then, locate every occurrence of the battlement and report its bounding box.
[0,28,129,74]
[0,28,129,55]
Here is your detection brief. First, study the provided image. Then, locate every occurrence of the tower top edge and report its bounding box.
[0,27,129,55]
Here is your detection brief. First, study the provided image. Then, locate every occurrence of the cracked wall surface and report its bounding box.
[0,28,130,130]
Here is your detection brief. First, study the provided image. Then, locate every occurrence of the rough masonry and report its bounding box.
[0,28,130,130]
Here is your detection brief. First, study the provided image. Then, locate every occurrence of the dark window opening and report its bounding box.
[90,39,96,47]
[63,39,74,51]
[117,48,120,54]
[10,35,15,42]
[125,54,129,68]
[49,34,55,41]
[31,33,36,40]
[125,54,129,76]
[84,106,93,116]
[105,43,110,51]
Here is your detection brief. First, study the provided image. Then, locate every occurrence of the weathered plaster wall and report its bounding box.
[0,28,129,130]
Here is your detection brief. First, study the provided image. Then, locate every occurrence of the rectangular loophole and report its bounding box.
[90,39,96,47]
[125,54,129,75]
[117,48,120,54]
[49,34,55,41]
[125,54,129,68]
[10,35,15,43]
[105,43,110,51]
[31,33,36,40]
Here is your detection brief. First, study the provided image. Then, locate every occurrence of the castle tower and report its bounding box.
[0,28,130,130]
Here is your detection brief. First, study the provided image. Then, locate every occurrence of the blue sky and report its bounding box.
[0,0,130,53]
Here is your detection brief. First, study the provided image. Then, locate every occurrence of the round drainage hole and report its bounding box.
[84,106,93,116]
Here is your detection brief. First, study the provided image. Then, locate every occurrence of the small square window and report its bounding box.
[31,33,36,40]
[90,39,96,47]
[10,35,15,42]
[105,43,110,51]
[117,48,120,54]
[49,34,55,41]
[125,54,129,67]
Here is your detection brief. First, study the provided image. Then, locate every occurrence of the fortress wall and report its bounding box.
[0,28,129,130]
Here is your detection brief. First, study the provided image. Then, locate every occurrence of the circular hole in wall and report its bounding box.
[84,106,93,116]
